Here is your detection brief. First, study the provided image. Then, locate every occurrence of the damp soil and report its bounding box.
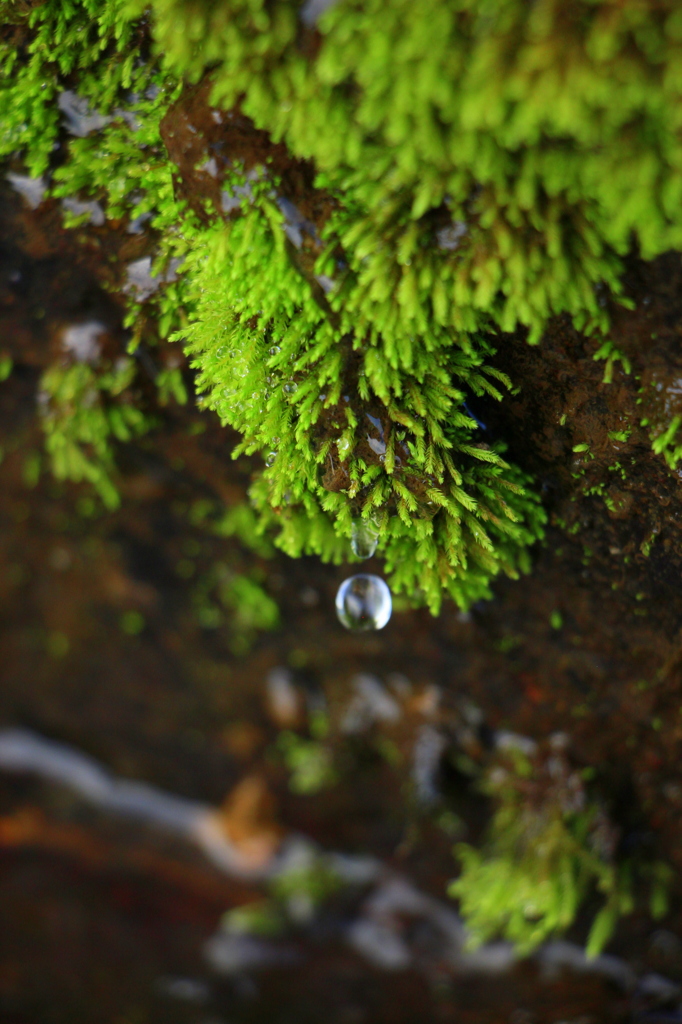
[2,143,682,1022]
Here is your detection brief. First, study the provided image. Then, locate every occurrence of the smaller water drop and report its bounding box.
[351,517,379,559]
[268,346,281,357]
[265,452,277,467]
[335,574,392,632]
[337,437,351,456]
[283,382,298,395]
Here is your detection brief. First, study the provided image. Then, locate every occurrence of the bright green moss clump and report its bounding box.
[181,194,544,611]
[449,740,672,958]
[129,0,682,341]
[4,0,682,610]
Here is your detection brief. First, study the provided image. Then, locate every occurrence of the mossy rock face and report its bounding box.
[4,0,682,976]
[3,0,682,614]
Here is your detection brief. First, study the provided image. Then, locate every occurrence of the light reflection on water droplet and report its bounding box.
[335,574,392,632]
[268,346,281,356]
[351,517,379,559]
[265,452,277,467]
[283,382,298,395]
[368,436,387,456]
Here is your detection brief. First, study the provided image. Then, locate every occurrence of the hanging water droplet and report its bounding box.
[265,452,277,467]
[351,517,379,559]
[216,346,226,357]
[335,574,392,632]
[268,346,281,357]
[337,437,351,457]
[283,382,298,395]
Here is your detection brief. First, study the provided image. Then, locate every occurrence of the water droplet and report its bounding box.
[265,452,277,467]
[337,437,351,456]
[351,517,379,559]
[266,375,275,385]
[268,346,281,357]
[335,574,392,632]
[283,382,298,395]
[216,346,226,356]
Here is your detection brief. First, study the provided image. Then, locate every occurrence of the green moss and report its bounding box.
[651,414,682,469]
[129,0,682,342]
[448,743,672,958]
[0,0,146,175]
[277,730,338,794]
[189,557,279,652]
[181,199,545,611]
[5,0,682,609]
[40,358,153,509]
